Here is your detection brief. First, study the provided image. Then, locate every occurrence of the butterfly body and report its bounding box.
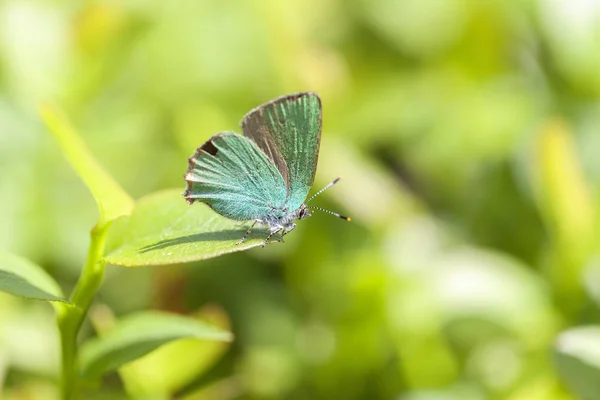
[184,92,344,246]
[259,203,312,234]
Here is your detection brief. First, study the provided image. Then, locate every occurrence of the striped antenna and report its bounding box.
[308,206,351,221]
[305,178,350,221]
[306,177,341,203]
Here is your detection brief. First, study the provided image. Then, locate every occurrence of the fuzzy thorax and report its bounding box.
[259,204,313,235]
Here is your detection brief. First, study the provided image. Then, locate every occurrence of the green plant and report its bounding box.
[3,105,600,400]
[0,105,265,399]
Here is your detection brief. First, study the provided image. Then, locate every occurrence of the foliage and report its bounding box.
[0,106,233,399]
[104,189,267,267]
[1,0,600,399]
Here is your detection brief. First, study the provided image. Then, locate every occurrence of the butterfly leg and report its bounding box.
[262,226,283,248]
[236,220,259,245]
[274,223,296,243]
[273,234,285,244]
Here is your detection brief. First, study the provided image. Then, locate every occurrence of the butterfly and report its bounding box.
[183,92,349,247]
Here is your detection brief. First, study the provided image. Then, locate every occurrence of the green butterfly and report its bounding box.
[183,92,349,246]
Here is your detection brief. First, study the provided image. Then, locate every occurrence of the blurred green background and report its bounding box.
[2,0,600,399]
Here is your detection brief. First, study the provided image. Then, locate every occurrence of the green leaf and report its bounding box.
[119,306,231,396]
[534,119,595,307]
[104,189,269,267]
[0,252,69,303]
[79,310,232,379]
[40,104,134,228]
[554,326,600,400]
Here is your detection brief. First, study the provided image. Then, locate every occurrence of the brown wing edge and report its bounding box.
[241,92,320,121]
[182,132,231,205]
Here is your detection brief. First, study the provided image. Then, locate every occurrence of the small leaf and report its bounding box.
[533,119,595,309]
[79,310,232,379]
[554,326,600,400]
[0,252,69,303]
[40,104,134,228]
[104,189,269,267]
[536,119,595,254]
[119,306,232,396]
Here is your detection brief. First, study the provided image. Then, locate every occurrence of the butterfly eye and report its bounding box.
[297,208,311,219]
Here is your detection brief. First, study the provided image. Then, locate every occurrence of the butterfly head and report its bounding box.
[274,205,310,237]
[297,205,313,220]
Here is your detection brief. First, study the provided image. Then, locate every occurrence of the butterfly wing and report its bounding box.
[241,92,322,211]
[183,132,288,221]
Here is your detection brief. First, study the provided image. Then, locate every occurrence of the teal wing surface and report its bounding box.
[184,133,287,221]
[241,92,322,211]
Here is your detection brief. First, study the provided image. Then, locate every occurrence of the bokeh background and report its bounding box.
[2,0,600,399]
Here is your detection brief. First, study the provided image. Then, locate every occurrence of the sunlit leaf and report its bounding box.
[103,189,269,267]
[119,306,231,396]
[79,310,232,379]
[0,252,69,303]
[534,119,596,308]
[40,104,134,228]
[536,119,595,254]
[554,326,600,400]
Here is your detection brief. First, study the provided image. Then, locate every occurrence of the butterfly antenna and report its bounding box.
[306,177,342,203]
[308,206,351,222]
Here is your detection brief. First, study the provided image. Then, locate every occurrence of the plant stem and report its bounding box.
[57,223,110,400]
